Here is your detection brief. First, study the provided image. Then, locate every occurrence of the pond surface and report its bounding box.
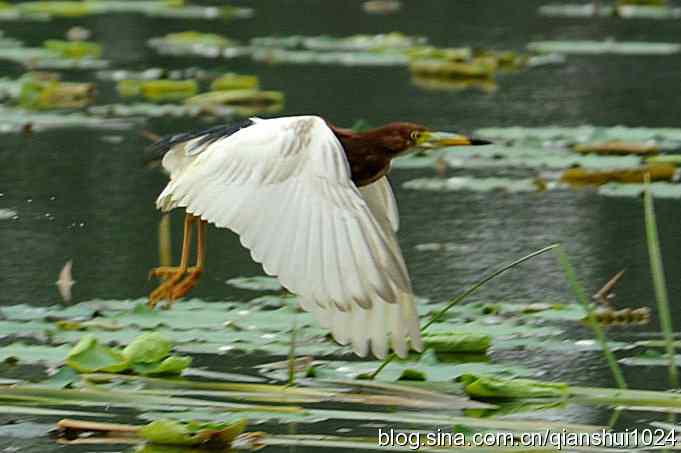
[2,0,681,452]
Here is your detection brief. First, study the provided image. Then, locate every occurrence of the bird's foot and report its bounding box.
[149,266,185,281]
[171,268,203,301]
[148,266,200,309]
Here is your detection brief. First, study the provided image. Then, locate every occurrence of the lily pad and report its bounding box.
[561,164,676,185]
[302,32,426,51]
[132,356,193,376]
[88,103,233,118]
[410,58,497,79]
[185,89,284,108]
[599,182,681,198]
[19,78,95,110]
[66,335,129,373]
[527,39,681,55]
[306,350,533,382]
[0,105,134,134]
[6,1,253,20]
[574,140,659,156]
[139,418,247,447]
[402,176,548,193]
[459,374,570,399]
[43,39,102,59]
[148,31,247,58]
[422,332,492,353]
[226,276,283,292]
[539,2,681,18]
[122,332,173,364]
[210,73,259,91]
[475,126,681,146]
[0,343,71,365]
[117,79,199,102]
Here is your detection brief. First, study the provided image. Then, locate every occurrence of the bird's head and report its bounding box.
[373,122,492,157]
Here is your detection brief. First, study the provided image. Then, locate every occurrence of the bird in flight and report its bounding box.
[147,115,489,358]
[56,259,75,303]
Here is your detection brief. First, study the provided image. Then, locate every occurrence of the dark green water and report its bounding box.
[1,0,681,451]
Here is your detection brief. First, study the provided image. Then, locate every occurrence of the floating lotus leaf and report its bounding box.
[122,332,173,364]
[4,1,252,20]
[251,47,409,66]
[210,73,259,91]
[646,155,681,165]
[0,320,53,338]
[528,39,681,55]
[406,45,472,61]
[132,355,193,376]
[561,164,676,185]
[574,140,659,156]
[89,103,233,118]
[43,39,102,59]
[409,58,497,79]
[0,45,108,69]
[117,79,199,102]
[148,31,246,58]
[1,304,51,320]
[474,126,681,147]
[309,350,532,382]
[538,4,617,17]
[422,332,492,353]
[302,32,426,51]
[0,343,71,365]
[459,374,570,399]
[617,4,681,17]
[185,89,284,116]
[19,78,95,109]
[66,335,129,373]
[362,0,402,14]
[17,1,93,17]
[403,176,547,193]
[599,182,681,198]
[226,276,283,291]
[139,418,247,447]
[250,35,305,49]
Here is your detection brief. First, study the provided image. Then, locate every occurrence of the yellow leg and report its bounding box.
[170,219,206,302]
[148,213,195,308]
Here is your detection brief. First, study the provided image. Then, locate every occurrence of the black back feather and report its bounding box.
[145,119,255,167]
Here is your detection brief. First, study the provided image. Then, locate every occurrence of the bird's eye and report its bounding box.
[410,131,421,142]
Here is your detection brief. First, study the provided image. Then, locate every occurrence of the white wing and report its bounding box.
[156,116,422,358]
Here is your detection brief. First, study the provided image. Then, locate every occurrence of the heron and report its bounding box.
[146,115,490,358]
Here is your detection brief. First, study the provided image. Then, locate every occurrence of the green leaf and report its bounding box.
[0,343,72,365]
[528,40,681,55]
[66,335,129,373]
[41,366,80,388]
[226,276,283,291]
[123,332,173,364]
[423,332,491,353]
[459,374,570,399]
[303,350,532,383]
[132,355,192,376]
[138,418,247,447]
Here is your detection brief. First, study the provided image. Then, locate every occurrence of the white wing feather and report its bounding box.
[156,115,422,358]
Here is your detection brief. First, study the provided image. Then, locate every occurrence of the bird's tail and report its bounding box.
[300,290,423,359]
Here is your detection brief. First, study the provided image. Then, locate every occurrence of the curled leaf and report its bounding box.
[66,335,128,373]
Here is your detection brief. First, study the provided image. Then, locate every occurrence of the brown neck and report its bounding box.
[329,124,397,187]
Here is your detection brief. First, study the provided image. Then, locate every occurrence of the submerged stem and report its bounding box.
[368,243,559,380]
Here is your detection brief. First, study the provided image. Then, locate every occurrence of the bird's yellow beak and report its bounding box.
[416,131,492,149]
